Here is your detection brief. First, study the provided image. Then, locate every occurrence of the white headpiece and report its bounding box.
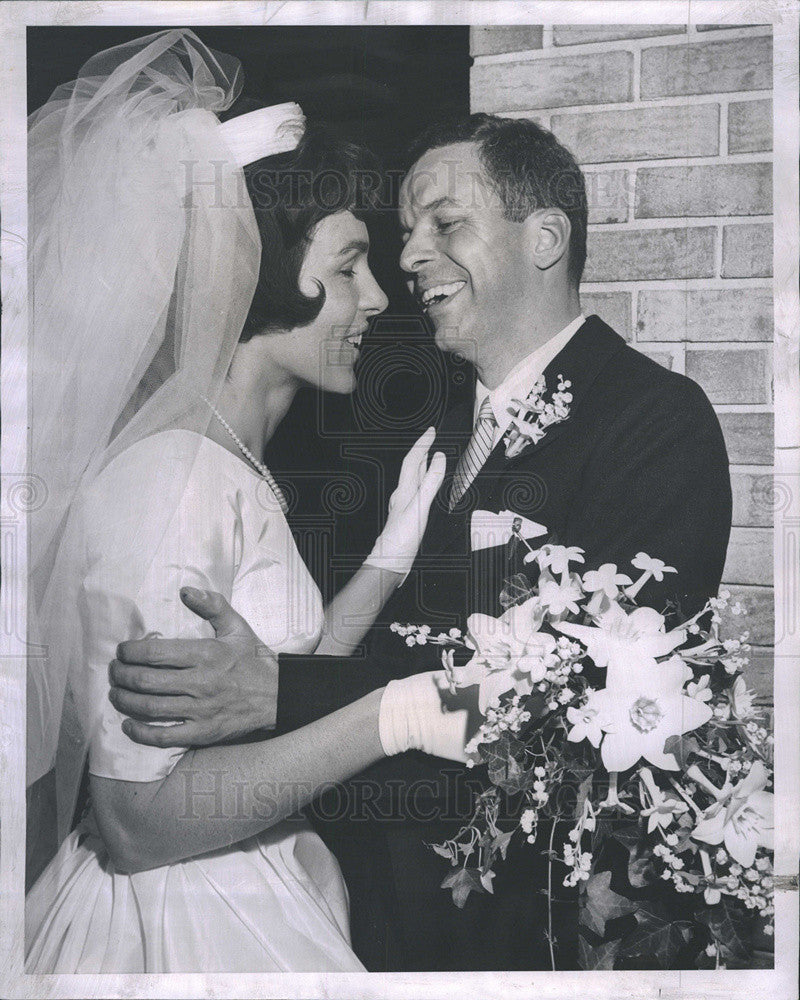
[26,28,303,862]
[220,102,305,167]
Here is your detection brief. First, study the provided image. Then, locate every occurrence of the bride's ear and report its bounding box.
[524,210,571,273]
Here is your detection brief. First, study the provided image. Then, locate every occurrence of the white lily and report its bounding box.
[588,655,713,772]
[691,761,774,867]
[713,675,760,723]
[566,694,604,748]
[639,766,690,833]
[466,596,546,653]
[596,770,635,813]
[698,849,723,904]
[451,598,556,712]
[537,569,584,618]
[731,675,759,720]
[555,602,687,687]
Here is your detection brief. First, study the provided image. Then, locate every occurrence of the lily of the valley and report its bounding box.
[585,655,713,772]
[690,760,774,867]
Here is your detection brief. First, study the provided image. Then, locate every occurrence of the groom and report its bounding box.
[110,115,732,970]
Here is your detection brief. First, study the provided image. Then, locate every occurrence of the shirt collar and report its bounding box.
[475,314,585,437]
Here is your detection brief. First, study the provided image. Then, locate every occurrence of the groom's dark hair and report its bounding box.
[406,114,588,287]
[236,119,383,338]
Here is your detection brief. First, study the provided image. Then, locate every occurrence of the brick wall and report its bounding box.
[470,24,774,701]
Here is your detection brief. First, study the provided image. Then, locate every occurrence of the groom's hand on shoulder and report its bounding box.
[109,588,278,747]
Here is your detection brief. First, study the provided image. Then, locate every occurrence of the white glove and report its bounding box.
[364,427,446,583]
[378,670,471,762]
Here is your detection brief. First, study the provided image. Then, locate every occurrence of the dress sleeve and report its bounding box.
[77,434,241,783]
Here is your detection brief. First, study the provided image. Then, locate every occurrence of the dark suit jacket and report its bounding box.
[276,315,732,970]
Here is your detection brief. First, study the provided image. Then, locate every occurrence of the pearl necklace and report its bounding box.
[203,399,289,515]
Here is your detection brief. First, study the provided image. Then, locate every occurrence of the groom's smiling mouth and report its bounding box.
[418,280,467,312]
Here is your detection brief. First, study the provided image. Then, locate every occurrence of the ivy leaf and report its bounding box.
[483,734,535,794]
[672,824,697,854]
[578,936,621,970]
[610,822,642,853]
[619,918,692,966]
[634,899,670,925]
[697,898,752,960]
[429,843,456,863]
[492,754,533,795]
[492,828,515,861]
[663,733,702,770]
[581,870,638,937]
[520,690,549,724]
[627,853,655,888]
[440,867,486,909]
[499,573,536,610]
[592,816,615,844]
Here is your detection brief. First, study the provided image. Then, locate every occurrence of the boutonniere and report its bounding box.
[502,373,573,459]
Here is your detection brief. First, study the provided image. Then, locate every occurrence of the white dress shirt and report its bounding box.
[475,314,585,448]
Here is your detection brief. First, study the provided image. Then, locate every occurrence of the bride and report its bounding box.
[25,29,469,973]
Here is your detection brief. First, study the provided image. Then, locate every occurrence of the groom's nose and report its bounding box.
[399,225,435,275]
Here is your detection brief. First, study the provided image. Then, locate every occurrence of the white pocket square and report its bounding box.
[470,509,548,552]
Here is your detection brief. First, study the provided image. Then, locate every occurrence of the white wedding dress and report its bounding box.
[26,429,365,973]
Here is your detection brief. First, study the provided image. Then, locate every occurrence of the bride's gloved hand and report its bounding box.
[378,670,477,763]
[364,426,446,583]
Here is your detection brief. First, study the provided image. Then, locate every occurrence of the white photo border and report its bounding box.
[1,2,797,998]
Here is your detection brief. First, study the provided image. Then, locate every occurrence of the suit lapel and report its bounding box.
[422,316,628,557]
[499,315,628,468]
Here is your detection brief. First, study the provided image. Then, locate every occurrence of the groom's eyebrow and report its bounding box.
[336,239,370,257]
[399,196,461,232]
[422,196,460,213]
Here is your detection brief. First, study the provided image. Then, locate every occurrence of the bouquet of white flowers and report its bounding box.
[392,534,774,970]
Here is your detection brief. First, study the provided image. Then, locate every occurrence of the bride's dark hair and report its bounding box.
[237,118,383,339]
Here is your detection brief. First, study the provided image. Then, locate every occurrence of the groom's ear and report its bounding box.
[524,209,572,273]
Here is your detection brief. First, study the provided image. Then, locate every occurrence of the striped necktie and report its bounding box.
[449,397,497,511]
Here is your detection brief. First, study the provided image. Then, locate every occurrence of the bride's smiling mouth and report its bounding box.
[342,326,368,354]
[418,280,467,312]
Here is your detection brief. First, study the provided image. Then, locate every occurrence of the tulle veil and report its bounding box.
[26,28,300,868]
